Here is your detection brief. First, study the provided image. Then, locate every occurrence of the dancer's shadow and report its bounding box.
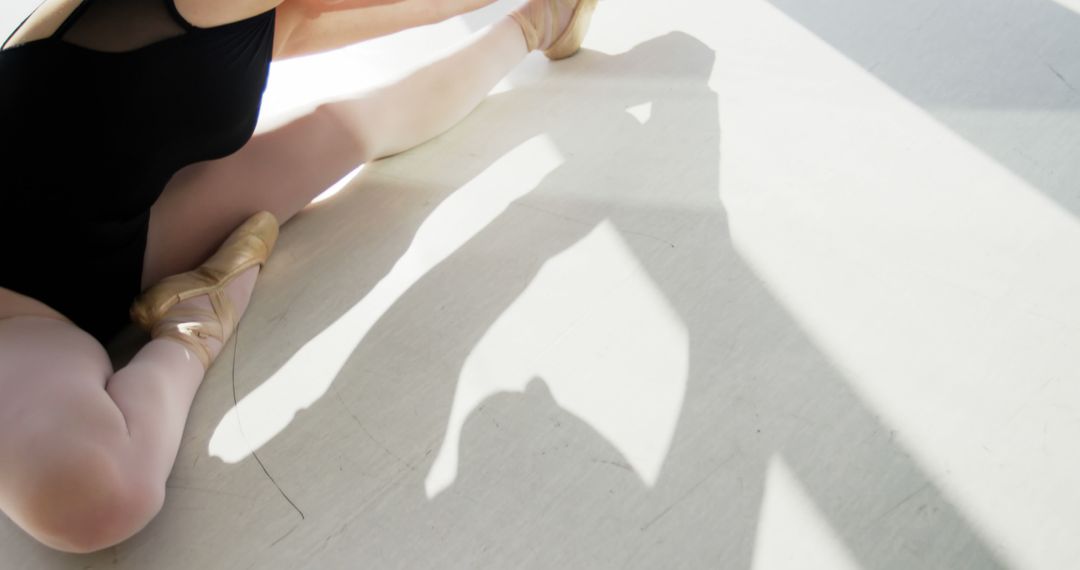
[174,32,1009,569]
[27,32,1005,570]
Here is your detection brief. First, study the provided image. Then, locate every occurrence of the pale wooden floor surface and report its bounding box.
[3,0,1080,568]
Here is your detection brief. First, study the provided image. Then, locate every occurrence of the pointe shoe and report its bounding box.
[511,0,599,60]
[130,211,279,368]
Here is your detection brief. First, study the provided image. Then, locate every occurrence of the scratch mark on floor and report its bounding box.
[333,384,417,471]
[231,322,306,520]
[270,524,299,548]
[860,481,932,533]
[310,509,369,557]
[640,451,738,531]
[591,458,634,472]
[477,404,502,430]
[1046,62,1080,96]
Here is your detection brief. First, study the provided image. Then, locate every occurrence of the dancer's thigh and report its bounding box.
[0,313,114,429]
[0,312,126,540]
[0,290,113,418]
[0,287,71,323]
[144,105,365,288]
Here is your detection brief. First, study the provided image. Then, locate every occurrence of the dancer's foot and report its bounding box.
[510,0,598,59]
[130,211,278,369]
[155,266,260,366]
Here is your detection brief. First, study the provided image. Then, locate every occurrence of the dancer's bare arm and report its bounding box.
[272,0,502,59]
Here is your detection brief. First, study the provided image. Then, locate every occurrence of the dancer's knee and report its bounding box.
[9,442,165,553]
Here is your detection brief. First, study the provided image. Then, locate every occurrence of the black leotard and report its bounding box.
[0,0,275,341]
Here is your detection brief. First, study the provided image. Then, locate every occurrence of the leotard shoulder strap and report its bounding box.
[2,2,46,50]
[49,0,99,40]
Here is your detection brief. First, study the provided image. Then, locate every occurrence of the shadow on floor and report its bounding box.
[37,27,1014,569]
[765,0,1080,219]
[160,32,1011,569]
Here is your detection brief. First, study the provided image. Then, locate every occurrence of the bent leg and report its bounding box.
[0,313,190,552]
[0,279,257,552]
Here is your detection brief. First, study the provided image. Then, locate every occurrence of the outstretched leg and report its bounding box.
[146,8,561,282]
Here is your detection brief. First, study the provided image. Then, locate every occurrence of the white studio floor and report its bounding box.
[3,0,1080,568]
